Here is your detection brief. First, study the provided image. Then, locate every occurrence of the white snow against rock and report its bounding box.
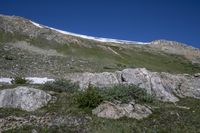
[0,77,55,84]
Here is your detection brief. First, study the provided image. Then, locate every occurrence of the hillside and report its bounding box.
[0,14,200,78]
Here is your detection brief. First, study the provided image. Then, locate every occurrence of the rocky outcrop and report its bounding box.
[149,40,200,64]
[92,101,152,119]
[66,68,200,102]
[0,86,51,111]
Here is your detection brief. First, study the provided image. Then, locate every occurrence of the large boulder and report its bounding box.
[119,68,179,102]
[92,101,152,120]
[0,86,51,111]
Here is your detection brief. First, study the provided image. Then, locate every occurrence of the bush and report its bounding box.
[76,85,103,109]
[11,77,28,84]
[75,84,154,109]
[4,55,13,60]
[99,85,154,103]
[42,79,79,93]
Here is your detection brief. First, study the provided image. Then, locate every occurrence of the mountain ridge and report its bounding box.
[0,14,149,45]
[1,14,199,49]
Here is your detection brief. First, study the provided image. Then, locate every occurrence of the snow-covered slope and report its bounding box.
[29,20,149,45]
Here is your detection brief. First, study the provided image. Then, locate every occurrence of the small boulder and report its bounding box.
[0,86,51,111]
[92,101,152,120]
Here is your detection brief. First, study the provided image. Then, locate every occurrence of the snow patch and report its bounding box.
[0,78,12,84]
[26,77,54,84]
[30,21,43,28]
[0,77,54,84]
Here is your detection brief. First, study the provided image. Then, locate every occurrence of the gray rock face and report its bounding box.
[120,68,179,102]
[66,72,119,89]
[92,101,152,120]
[0,86,51,111]
[66,68,200,102]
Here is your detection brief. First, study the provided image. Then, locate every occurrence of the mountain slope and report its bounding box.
[0,14,200,78]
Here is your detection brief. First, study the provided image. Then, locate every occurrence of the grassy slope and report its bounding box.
[1,29,200,75]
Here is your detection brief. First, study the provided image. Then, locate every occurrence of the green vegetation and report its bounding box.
[4,55,14,60]
[0,82,199,133]
[47,42,200,74]
[76,85,103,109]
[0,108,28,118]
[3,86,200,133]
[11,77,28,84]
[56,42,200,74]
[0,30,28,43]
[99,85,154,104]
[1,30,200,75]
[74,84,154,111]
[41,79,79,93]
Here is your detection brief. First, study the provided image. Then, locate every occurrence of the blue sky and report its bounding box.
[0,0,199,48]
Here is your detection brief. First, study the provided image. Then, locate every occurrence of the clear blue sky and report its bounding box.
[0,0,199,48]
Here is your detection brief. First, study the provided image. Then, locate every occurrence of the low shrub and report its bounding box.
[99,85,154,103]
[42,79,79,93]
[76,85,103,109]
[11,77,28,84]
[76,84,154,109]
[4,55,13,60]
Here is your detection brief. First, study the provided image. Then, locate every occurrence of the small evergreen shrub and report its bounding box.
[11,77,28,84]
[76,85,103,108]
[42,79,79,93]
[4,55,13,60]
[99,85,154,103]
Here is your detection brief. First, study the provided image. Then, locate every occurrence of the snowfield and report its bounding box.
[29,21,43,28]
[29,20,150,45]
[47,26,149,44]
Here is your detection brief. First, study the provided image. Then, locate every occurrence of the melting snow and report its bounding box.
[0,77,55,84]
[26,77,54,84]
[30,21,43,28]
[0,78,12,84]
